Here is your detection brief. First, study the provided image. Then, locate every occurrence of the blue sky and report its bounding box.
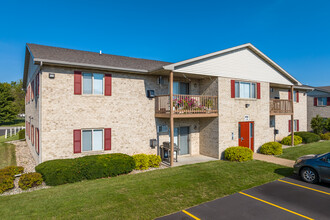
[0,0,329,86]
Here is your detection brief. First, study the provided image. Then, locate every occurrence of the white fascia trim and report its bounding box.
[33,58,148,73]
[163,43,302,85]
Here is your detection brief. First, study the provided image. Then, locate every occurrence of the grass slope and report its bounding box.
[0,160,291,219]
[279,141,330,160]
[0,118,25,127]
[0,133,20,143]
[0,143,16,168]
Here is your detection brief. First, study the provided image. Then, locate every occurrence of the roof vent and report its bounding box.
[99,50,102,55]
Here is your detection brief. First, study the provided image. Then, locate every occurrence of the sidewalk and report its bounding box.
[253,153,295,167]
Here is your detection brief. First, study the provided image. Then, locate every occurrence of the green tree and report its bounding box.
[0,82,18,123]
[311,115,325,134]
[10,80,25,114]
[324,118,330,132]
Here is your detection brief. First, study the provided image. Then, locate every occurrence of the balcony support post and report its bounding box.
[169,71,174,167]
[291,86,294,146]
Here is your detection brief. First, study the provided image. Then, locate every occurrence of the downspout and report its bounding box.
[38,61,43,164]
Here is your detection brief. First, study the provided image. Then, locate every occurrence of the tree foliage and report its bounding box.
[311,115,325,134]
[10,80,25,114]
[0,83,18,123]
[324,118,330,132]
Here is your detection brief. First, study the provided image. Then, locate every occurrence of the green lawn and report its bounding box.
[0,118,25,127]
[0,133,20,143]
[0,142,16,169]
[0,160,292,219]
[278,141,330,161]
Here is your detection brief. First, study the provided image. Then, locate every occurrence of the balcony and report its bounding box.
[270,99,293,115]
[155,95,218,118]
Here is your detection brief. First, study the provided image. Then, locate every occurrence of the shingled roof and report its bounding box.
[317,86,330,92]
[27,43,172,72]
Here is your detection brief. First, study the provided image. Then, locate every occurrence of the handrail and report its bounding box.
[155,94,218,115]
[270,99,293,115]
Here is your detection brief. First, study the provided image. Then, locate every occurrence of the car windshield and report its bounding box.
[316,153,329,158]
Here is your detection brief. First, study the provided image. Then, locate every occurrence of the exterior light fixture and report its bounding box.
[49,73,55,79]
[245,104,250,108]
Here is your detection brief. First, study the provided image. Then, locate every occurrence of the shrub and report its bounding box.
[224,146,253,162]
[0,175,14,194]
[18,129,25,139]
[18,173,43,190]
[325,118,330,132]
[320,132,330,140]
[148,155,161,168]
[0,166,24,176]
[35,153,135,186]
[281,136,302,146]
[311,115,325,134]
[260,142,282,155]
[294,132,320,143]
[133,154,149,170]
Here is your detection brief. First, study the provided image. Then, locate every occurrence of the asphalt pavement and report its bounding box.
[157,176,330,220]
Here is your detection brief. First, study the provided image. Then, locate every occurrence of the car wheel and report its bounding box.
[300,167,318,184]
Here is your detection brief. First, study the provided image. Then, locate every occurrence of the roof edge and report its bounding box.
[163,43,302,86]
[34,58,148,73]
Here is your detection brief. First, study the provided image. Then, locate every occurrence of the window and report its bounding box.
[235,81,256,99]
[270,116,275,128]
[293,120,298,132]
[317,97,327,106]
[83,73,104,95]
[293,91,297,102]
[173,82,189,95]
[82,129,103,151]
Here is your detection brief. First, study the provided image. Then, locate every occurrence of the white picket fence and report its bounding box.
[4,126,25,139]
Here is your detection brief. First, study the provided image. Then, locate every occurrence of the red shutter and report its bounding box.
[296,91,299,103]
[327,97,330,106]
[105,74,112,96]
[231,80,235,98]
[104,128,111,150]
[314,97,317,106]
[257,83,261,99]
[288,89,291,100]
[288,120,291,132]
[73,130,81,153]
[297,120,299,132]
[74,71,82,95]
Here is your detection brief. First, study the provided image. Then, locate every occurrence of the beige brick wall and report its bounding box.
[271,88,307,141]
[39,67,204,162]
[199,77,219,158]
[218,77,273,154]
[307,96,330,131]
[28,64,308,163]
[25,57,41,164]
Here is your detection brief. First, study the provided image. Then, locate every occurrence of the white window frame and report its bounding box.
[317,97,327,106]
[81,129,104,152]
[82,73,104,95]
[235,81,257,99]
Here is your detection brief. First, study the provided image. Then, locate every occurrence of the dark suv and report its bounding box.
[293,152,330,184]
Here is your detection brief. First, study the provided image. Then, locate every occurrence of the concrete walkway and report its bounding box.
[253,153,295,167]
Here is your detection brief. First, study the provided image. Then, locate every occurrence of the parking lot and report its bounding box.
[157,176,330,220]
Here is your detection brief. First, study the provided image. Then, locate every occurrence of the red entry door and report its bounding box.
[238,122,254,151]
